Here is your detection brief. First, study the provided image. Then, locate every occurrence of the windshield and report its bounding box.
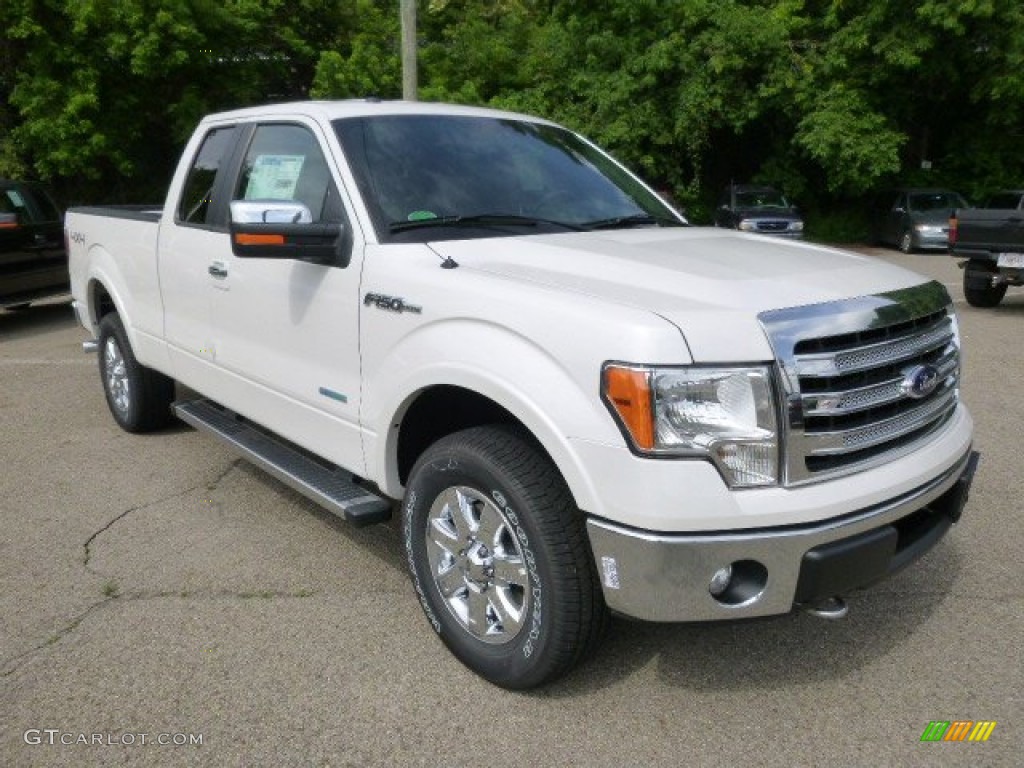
[908,192,967,212]
[734,189,790,208]
[333,115,682,241]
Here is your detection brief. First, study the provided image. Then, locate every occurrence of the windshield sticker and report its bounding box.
[407,210,437,221]
[245,155,305,200]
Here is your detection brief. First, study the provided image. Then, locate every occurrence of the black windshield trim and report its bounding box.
[389,213,585,233]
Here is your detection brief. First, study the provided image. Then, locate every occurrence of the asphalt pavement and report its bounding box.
[1,246,1020,767]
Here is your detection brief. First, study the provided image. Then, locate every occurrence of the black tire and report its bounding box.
[898,230,914,253]
[97,312,175,432]
[963,268,1007,308]
[402,425,606,689]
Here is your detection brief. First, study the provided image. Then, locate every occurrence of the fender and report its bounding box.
[362,317,670,516]
[82,240,171,374]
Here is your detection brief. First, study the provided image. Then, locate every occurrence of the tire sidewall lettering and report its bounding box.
[491,489,544,659]
[403,489,442,635]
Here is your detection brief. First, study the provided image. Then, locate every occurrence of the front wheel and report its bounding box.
[402,426,606,689]
[97,312,175,432]
[898,230,914,253]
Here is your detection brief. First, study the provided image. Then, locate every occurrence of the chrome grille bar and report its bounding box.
[802,353,958,417]
[795,320,954,377]
[801,385,956,455]
[758,281,961,485]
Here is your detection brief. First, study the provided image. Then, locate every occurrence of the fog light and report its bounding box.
[707,559,769,607]
[709,565,733,597]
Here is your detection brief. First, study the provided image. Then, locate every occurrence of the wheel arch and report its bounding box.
[376,376,604,516]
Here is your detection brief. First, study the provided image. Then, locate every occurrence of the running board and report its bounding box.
[172,398,392,526]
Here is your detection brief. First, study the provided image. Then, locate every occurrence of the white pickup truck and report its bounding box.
[68,100,978,689]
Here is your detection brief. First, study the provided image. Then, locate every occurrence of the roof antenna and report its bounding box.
[440,254,459,269]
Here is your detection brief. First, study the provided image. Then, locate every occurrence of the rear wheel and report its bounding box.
[97,313,175,432]
[402,425,606,689]
[963,265,1007,308]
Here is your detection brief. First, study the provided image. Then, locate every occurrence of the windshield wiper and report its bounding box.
[582,213,685,230]
[389,213,584,233]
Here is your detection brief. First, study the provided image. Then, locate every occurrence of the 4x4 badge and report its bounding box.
[363,293,422,314]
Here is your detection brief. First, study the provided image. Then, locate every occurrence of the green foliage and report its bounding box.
[1,0,1022,219]
[794,85,904,194]
[310,1,401,99]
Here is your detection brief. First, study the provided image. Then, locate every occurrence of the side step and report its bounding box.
[172,398,392,526]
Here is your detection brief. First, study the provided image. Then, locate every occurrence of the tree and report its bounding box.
[1,0,357,202]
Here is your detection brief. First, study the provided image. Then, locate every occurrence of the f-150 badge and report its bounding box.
[363,292,422,314]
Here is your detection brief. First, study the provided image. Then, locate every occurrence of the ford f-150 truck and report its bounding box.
[949,196,1024,307]
[67,101,978,689]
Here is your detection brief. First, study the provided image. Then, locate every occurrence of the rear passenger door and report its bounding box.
[160,123,241,388]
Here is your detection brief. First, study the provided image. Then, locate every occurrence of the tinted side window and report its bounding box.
[1,186,32,223]
[177,126,238,225]
[233,124,340,223]
[28,186,62,222]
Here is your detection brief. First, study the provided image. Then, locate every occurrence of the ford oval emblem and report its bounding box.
[901,364,941,399]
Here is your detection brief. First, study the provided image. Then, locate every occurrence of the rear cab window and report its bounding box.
[177,126,240,227]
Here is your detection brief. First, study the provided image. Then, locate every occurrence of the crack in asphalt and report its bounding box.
[83,459,242,571]
[1,588,316,677]
[1,599,116,677]
[2,459,266,677]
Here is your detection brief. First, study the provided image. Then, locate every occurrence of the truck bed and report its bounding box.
[951,207,1024,256]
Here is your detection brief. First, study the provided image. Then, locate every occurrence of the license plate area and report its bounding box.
[996,252,1024,268]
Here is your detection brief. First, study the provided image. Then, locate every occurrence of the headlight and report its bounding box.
[737,220,756,231]
[790,221,804,232]
[602,364,779,487]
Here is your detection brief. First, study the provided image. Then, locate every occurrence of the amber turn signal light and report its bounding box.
[603,365,655,450]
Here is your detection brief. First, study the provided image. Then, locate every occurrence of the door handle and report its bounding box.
[208,261,228,278]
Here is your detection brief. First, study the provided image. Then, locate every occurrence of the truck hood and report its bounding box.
[428,227,931,361]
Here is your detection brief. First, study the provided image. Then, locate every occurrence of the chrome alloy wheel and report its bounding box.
[425,486,531,644]
[103,336,131,417]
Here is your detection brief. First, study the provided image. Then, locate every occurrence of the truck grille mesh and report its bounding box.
[759,282,960,485]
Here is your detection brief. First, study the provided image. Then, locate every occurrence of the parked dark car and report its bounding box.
[0,179,68,309]
[714,184,803,238]
[870,188,969,253]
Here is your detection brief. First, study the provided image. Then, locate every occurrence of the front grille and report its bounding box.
[755,220,790,232]
[759,282,960,485]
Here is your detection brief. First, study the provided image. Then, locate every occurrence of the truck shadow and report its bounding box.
[0,297,75,341]
[549,543,961,696]
[960,296,1024,315]
[227,458,964,695]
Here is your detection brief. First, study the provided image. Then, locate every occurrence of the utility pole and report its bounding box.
[400,0,418,101]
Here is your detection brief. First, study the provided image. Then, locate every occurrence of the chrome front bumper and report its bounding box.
[586,448,978,622]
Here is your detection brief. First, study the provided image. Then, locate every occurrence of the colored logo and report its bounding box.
[920,721,996,742]
[901,364,941,399]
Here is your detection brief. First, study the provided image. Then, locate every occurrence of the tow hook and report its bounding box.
[799,596,849,620]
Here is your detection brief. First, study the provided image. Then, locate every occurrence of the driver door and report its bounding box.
[209,120,366,474]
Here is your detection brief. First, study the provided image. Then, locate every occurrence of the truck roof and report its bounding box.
[202,99,557,127]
